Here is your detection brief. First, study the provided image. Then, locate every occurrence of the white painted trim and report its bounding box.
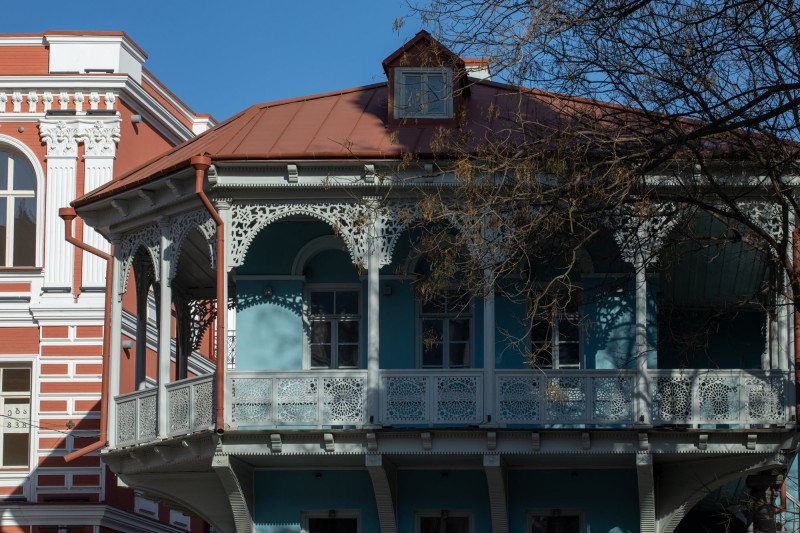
[0,37,44,46]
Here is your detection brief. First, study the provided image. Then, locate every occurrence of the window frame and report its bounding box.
[301,509,361,533]
[304,285,362,370]
[529,287,584,370]
[415,510,473,533]
[0,140,42,268]
[527,509,585,533]
[0,365,32,469]
[417,291,473,369]
[394,67,454,119]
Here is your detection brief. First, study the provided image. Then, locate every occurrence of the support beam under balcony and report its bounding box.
[636,452,656,533]
[212,454,254,533]
[484,454,509,533]
[366,454,397,533]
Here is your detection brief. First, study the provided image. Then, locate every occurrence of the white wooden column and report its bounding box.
[157,222,172,439]
[633,249,651,426]
[483,282,496,425]
[108,243,124,447]
[80,119,120,290]
[39,120,79,291]
[216,199,231,424]
[366,202,382,426]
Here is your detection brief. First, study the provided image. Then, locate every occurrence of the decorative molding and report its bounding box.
[613,202,682,265]
[286,164,299,183]
[80,119,121,157]
[119,224,161,292]
[12,92,22,112]
[269,433,282,453]
[323,432,335,452]
[39,120,79,157]
[26,91,37,113]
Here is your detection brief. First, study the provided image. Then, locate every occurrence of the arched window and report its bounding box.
[0,148,36,267]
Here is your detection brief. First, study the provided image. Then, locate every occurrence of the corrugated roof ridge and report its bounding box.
[255,83,386,111]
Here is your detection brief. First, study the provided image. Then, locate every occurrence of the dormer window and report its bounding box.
[394,67,453,119]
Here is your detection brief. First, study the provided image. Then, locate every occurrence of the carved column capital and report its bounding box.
[78,120,121,157]
[39,120,80,158]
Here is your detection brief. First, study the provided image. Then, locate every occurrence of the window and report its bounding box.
[528,510,583,533]
[302,511,359,533]
[394,68,453,119]
[531,291,582,369]
[420,292,472,368]
[307,289,360,368]
[417,511,471,533]
[0,148,37,267]
[0,366,31,467]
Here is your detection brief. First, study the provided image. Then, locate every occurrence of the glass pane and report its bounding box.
[338,345,359,368]
[531,346,553,368]
[423,343,443,368]
[310,344,331,368]
[450,319,470,341]
[558,343,580,367]
[558,319,579,342]
[0,152,8,189]
[0,198,6,266]
[12,155,36,191]
[402,74,423,112]
[309,321,331,344]
[531,514,580,533]
[421,516,470,533]
[426,74,447,114]
[336,291,359,315]
[3,433,28,467]
[4,398,29,430]
[308,518,358,533]
[338,321,359,343]
[310,292,334,315]
[532,319,551,342]
[2,368,30,392]
[449,342,470,368]
[13,197,36,266]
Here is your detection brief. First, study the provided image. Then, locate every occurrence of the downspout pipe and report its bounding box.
[794,228,800,423]
[191,155,226,434]
[59,207,113,462]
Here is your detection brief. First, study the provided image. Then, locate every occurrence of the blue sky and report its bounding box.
[5,0,422,121]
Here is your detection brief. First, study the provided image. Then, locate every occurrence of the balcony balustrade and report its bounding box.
[113,368,792,448]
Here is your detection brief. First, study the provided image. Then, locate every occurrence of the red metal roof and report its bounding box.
[72,78,601,207]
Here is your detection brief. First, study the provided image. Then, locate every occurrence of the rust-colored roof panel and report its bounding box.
[74,79,657,208]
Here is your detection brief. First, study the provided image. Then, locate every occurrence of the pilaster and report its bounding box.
[39,120,79,291]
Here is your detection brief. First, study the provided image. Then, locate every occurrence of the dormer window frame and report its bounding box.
[393,67,454,120]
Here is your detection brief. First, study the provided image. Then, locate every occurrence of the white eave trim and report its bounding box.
[0,36,45,46]
[142,70,214,131]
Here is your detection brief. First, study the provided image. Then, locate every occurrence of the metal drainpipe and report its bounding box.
[794,228,800,423]
[59,207,113,462]
[191,155,226,433]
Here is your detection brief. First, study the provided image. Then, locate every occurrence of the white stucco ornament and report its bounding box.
[81,120,121,157]
[40,120,79,157]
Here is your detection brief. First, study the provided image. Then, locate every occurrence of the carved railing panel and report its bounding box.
[381,371,483,425]
[115,388,158,447]
[166,374,215,437]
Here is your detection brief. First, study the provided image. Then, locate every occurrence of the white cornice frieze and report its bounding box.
[79,119,121,157]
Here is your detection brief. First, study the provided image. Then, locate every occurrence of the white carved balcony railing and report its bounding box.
[495,370,635,425]
[228,371,368,429]
[166,374,215,437]
[115,388,158,447]
[381,370,484,425]
[227,331,236,369]
[650,370,791,426]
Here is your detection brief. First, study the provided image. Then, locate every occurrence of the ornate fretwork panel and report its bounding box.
[169,210,215,280]
[592,376,633,421]
[229,201,420,269]
[740,201,785,254]
[613,202,683,266]
[119,225,161,293]
[652,377,691,422]
[497,375,541,423]
[544,377,586,421]
[746,376,784,421]
[230,378,272,426]
[322,377,366,423]
[435,376,480,423]
[383,376,428,423]
[229,203,370,268]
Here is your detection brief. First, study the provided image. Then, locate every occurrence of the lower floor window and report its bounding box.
[0,366,30,467]
[303,511,359,533]
[418,511,471,533]
[529,510,582,533]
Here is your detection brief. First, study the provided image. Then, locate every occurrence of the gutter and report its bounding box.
[59,207,113,462]
[191,155,226,433]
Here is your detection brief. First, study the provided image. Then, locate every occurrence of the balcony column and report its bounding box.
[215,199,232,426]
[108,240,123,448]
[365,198,382,426]
[747,470,784,533]
[157,220,173,439]
[633,247,651,427]
[483,274,496,426]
